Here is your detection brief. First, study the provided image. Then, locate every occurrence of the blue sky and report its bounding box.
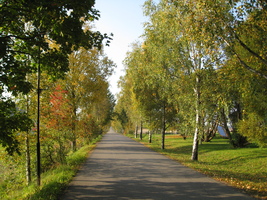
[94,0,148,96]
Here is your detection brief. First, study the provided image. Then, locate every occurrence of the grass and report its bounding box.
[2,135,102,200]
[129,133,267,199]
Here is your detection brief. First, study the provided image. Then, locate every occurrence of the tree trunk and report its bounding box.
[72,106,77,152]
[71,130,77,152]
[161,103,166,150]
[192,106,200,161]
[161,126,165,150]
[25,131,31,185]
[149,131,152,143]
[140,121,143,140]
[221,108,232,141]
[135,124,138,138]
[192,75,201,161]
[59,138,66,164]
[25,94,31,185]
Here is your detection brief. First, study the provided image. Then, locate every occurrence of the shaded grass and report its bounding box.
[2,135,102,200]
[129,133,267,199]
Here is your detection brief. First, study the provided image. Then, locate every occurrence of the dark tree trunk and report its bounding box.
[161,126,165,150]
[161,104,166,150]
[135,124,138,138]
[140,121,143,140]
[149,131,152,143]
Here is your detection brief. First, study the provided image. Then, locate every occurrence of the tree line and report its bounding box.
[0,0,115,188]
[113,0,267,161]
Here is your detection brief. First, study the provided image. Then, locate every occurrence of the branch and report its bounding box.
[7,49,32,56]
[2,34,39,41]
[234,33,267,66]
[224,39,267,79]
[214,13,267,77]
[236,53,267,79]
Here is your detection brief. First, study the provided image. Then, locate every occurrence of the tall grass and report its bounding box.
[130,133,267,199]
[2,135,102,200]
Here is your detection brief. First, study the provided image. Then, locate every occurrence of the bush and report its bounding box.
[238,112,267,147]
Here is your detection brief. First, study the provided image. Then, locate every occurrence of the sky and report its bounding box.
[93,0,149,97]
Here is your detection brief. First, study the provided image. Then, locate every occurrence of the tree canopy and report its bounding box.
[115,0,267,161]
[0,0,111,154]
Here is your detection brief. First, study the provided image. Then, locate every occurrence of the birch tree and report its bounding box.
[143,0,224,160]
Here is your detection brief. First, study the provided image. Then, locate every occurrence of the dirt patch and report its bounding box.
[165,135,183,139]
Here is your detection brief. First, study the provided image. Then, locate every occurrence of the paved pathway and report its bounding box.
[61,128,255,200]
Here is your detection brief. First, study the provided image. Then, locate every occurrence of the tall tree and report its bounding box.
[59,47,115,151]
[122,40,179,149]
[0,0,111,154]
[142,0,225,160]
[42,84,72,163]
[182,0,267,79]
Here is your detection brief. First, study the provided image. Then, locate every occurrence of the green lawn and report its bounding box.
[130,133,267,199]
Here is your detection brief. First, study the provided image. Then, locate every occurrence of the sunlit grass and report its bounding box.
[1,135,102,200]
[129,133,267,199]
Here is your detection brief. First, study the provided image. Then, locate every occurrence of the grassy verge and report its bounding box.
[128,133,267,199]
[4,135,102,200]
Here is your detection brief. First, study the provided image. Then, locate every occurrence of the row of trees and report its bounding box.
[0,0,115,189]
[1,47,115,189]
[113,0,267,161]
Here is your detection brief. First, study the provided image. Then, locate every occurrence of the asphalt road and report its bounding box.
[61,128,255,200]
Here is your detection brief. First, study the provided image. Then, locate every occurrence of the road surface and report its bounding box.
[61,128,255,200]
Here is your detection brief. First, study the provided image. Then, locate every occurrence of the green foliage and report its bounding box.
[0,0,112,154]
[117,0,267,160]
[0,100,32,155]
[52,47,115,151]
[24,166,74,200]
[238,113,267,147]
[66,138,100,167]
[230,131,249,148]
[0,145,32,199]
[0,135,102,200]
[1,0,109,94]
[0,42,114,198]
